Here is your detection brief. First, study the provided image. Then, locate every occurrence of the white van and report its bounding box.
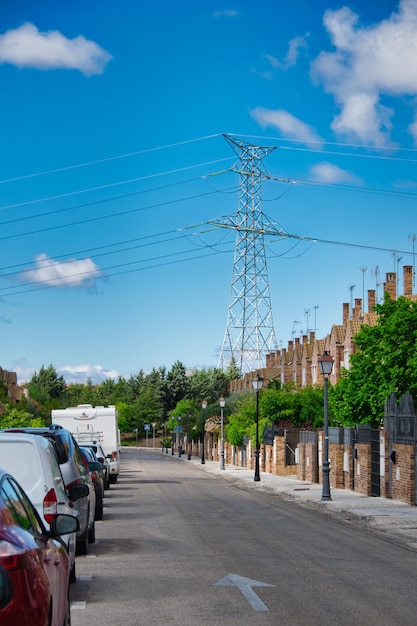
[52,404,120,483]
[0,432,88,583]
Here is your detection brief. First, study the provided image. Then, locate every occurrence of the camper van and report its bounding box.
[51,404,120,483]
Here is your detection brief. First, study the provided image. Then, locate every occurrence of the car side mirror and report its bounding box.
[50,514,79,536]
[89,461,102,472]
[68,483,89,500]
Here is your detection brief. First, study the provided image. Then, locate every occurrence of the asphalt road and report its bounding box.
[70,448,417,626]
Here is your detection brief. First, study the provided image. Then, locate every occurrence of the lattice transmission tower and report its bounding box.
[217,134,278,374]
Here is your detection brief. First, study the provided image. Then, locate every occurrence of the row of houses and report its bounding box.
[230,265,414,392]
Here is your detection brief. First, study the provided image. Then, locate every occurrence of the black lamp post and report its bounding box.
[201,400,207,465]
[219,397,225,470]
[177,416,182,456]
[187,411,192,460]
[252,375,264,482]
[318,351,334,501]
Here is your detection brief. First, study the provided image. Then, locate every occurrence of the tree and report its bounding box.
[164,361,189,411]
[28,364,66,405]
[331,295,417,427]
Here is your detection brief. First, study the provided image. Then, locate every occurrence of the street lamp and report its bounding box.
[177,415,182,456]
[318,351,334,501]
[201,400,207,465]
[187,411,192,460]
[252,375,264,482]
[219,397,226,470]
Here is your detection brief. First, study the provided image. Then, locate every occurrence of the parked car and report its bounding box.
[0,468,79,626]
[82,441,111,490]
[0,564,13,611]
[0,432,88,583]
[5,426,96,555]
[80,446,105,521]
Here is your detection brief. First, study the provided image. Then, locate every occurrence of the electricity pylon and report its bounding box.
[216,134,278,374]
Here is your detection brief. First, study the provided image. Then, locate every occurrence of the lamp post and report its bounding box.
[177,415,182,456]
[187,411,192,460]
[252,375,264,482]
[318,351,334,501]
[171,416,175,456]
[219,397,225,470]
[201,400,207,464]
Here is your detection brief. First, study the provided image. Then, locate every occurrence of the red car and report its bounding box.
[0,468,79,626]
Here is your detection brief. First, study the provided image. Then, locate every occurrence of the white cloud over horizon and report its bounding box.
[250,107,324,146]
[10,358,123,385]
[309,161,362,184]
[17,254,103,288]
[310,0,417,145]
[0,22,112,75]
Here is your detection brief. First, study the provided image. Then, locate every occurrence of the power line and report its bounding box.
[0,156,234,212]
[0,185,237,243]
[0,133,223,185]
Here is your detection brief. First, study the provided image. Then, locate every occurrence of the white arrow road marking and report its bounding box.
[213,573,275,612]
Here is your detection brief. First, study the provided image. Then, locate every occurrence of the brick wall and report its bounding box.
[390,443,415,505]
[353,443,372,496]
[329,444,345,489]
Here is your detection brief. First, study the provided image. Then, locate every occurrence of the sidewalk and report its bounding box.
[161,448,417,551]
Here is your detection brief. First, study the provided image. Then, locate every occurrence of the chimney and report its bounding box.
[404,265,413,298]
[367,289,376,312]
[353,298,362,320]
[343,302,349,325]
[309,331,315,343]
[302,334,308,345]
[386,272,396,300]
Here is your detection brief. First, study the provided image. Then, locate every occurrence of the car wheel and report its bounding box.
[95,502,104,521]
[63,587,71,626]
[76,527,89,556]
[88,521,96,544]
[69,559,76,584]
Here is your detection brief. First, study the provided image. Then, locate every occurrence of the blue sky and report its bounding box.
[1,0,417,383]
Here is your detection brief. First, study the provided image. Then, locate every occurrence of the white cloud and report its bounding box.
[0,22,112,76]
[17,254,103,288]
[309,161,362,184]
[250,107,324,146]
[259,36,307,78]
[285,35,308,68]
[58,363,122,384]
[10,358,121,385]
[310,0,417,145]
[212,10,238,18]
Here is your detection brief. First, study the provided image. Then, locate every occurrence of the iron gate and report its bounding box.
[355,425,381,497]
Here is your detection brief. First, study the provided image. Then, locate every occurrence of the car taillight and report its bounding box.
[111,451,117,460]
[43,488,58,525]
[0,543,30,571]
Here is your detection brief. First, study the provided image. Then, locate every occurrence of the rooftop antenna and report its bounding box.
[373,266,381,303]
[313,305,319,333]
[349,284,355,319]
[409,234,416,288]
[396,256,402,293]
[304,308,310,333]
[291,320,300,338]
[360,266,367,313]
